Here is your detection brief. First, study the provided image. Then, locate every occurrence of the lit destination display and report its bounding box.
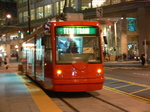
[56,26,97,35]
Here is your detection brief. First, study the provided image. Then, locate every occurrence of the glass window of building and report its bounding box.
[31,9,35,20]
[81,0,91,10]
[36,7,44,19]
[19,12,23,23]
[60,0,65,13]
[23,11,28,22]
[70,0,76,10]
[126,0,134,1]
[18,0,22,3]
[112,0,121,5]
[127,18,137,31]
[22,0,27,2]
[101,0,110,6]
[92,0,106,8]
[0,0,16,2]
[54,2,59,15]
[44,4,52,17]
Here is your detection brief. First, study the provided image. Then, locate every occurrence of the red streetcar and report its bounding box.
[22,20,105,92]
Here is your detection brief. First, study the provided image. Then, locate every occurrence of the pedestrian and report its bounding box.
[103,51,106,60]
[123,53,127,61]
[140,52,145,66]
[0,56,2,66]
[107,53,111,61]
[16,53,19,61]
[4,55,9,70]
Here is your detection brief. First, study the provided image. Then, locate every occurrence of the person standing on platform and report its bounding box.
[0,56,2,66]
[140,52,145,66]
[123,53,127,61]
[4,55,9,70]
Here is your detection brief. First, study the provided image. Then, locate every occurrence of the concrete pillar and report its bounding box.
[121,14,128,56]
[18,33,22,60]
[137,7,150,57]
[76,0,81,11]
[6,33,10,58]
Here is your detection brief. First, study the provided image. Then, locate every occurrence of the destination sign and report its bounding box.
[56,26,97,35]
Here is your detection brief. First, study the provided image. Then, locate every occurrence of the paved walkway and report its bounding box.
[104,60,148,67]
[0,62,62,112]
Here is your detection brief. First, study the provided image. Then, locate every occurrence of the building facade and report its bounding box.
[0,0,17,60]
[1,0,150,61]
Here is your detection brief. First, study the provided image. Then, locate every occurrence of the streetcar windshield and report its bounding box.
[56,36,101,64]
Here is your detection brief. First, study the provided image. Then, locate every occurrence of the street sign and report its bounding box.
[96,8,103,17]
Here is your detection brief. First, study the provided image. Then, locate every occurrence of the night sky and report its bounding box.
[0,1,17,17]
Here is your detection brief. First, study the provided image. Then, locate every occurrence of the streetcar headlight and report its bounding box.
[57,70,64,77]
[97,69,102,73]
[57,70,62,75]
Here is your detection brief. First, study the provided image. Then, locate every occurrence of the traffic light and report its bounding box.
[114,47,116,51]
[27,30,30,33]
[18,30,21,33]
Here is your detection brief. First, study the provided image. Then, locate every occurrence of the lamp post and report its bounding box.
[25,0,31,74]
[27,0,31,34]
[6,14,11,25]
[114,19,118,61]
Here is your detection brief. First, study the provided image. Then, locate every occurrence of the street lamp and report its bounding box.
[27,0,31,34]
[6,14,11,25]
[6,14,11,19]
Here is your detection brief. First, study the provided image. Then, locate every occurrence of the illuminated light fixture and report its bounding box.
[47,5,51,8]
[15,45,18,48]
[97,69,102,73]
[69,29,74,38]
[22,43,34,47]
[91,0,106,6]
[6,14,11,19]
[57,70,64,77]
[70,33,74,39]
[0,46,3,50]
[57,70,62,75]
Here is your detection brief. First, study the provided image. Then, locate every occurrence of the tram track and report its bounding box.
[87,92,129,112]
[47,91,129,112]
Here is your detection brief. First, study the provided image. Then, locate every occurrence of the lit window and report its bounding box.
[54,2,59,15]
[44,5,52,17]
[36,7,44,19]
[23,11,28,22]
[31,9,35,20]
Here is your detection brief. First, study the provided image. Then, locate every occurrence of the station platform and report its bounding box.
[0,62,62,112]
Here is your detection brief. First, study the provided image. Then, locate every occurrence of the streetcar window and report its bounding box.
[44,35,52,63]
[56,36,101,64]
